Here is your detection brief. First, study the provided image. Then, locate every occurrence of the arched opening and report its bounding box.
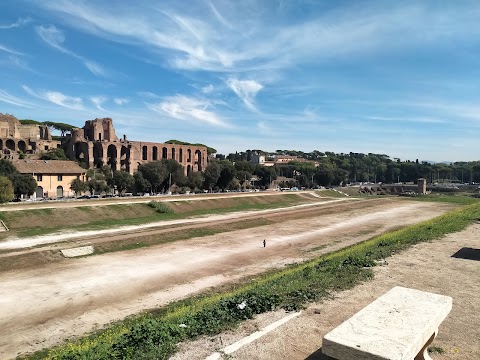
[93,143,104,168]
[107,144,118,171]
[6,139,15,151]
[152,146,158,160]
[162,147,168,159]
[142,146,148,160]
[187,149,192,162]
[0,139,3,151]
[195,150,203,172]
[179,148,183,162]
[36,186,43,199]
[17,140,27,153]
[56,186,64,198]
[121,146,130,172]
[187,165,192,175]
[74,142,89,167]
[171,148,176,161]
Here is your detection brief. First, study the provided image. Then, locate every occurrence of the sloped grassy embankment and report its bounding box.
[21,200,480,360]
[0,193,314,239]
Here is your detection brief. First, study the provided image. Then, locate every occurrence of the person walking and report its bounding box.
[263,239,266,247]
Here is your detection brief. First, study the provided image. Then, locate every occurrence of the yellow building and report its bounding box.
[13,160,86,199]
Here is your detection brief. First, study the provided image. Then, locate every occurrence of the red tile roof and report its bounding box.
[12,160,86,175]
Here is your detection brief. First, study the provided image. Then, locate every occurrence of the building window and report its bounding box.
[44,145,49,150]
[58,175,63,181]
[37,174,43,182]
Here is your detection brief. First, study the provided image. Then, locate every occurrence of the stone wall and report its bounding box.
[63,118,208,175]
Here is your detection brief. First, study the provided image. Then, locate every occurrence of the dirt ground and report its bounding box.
[0,199,458,359]
[172,224,480,360]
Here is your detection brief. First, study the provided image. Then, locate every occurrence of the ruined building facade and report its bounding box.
[63,118,208,175]
[0,113,61,159]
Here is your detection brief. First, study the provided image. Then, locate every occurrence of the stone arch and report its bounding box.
[179,148,183,162]
[152,146,158,161]
[36,186,43,199]
[162,147,168,159]
[171,148,176,161]
[75,142,89,167]
[120,146,130,172]
[107,144,118,171]
[56,186,64,198]
[93,142,104,168]
[142,146,148,160]
[187,149,192,162]
[18,140,27,153]
[6,139,15,151]
[195,150,203,171]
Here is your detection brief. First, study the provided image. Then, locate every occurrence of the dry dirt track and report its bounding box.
[172,224,480,360]
[0,200,456,359]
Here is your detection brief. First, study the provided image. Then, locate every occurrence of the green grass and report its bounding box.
[3,195,308,239]
[21,202,480,360]
[406,194,480,205]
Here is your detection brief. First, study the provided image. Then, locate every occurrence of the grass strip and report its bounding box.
[4,195,309,239]
[21,202,480,360]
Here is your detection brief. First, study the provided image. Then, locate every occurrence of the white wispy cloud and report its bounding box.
[226,78,263,111]
[0,44,23,56]
[202,84,214,94]
[23,85,85,110]
[0,89,34,107]
[114,98,129,105]
[36,24,107,77]
[0,17,31,29]
[32,1,480,72]
[90,96,107,110]
[149,95,229,127]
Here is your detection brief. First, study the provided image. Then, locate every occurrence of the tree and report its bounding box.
[70,178,88,196]
[133,172,151,194]
[113,171,135,194]
[43,121,76,136]
[137,161,167,193]
[160,159,186,190]
[0,159,17,177]
[12,173,36,198]
[187,171,204,191]
[0,176,14,203]
[254,166,277,187]
[39,148,67,160]
[203,161,221,191]
[217,161,236,190]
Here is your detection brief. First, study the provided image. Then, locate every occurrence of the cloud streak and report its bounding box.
[0,89,34,107]
[0,17,31,29]
[36,24,106,77]
[226,78,263,111]
[23,85,85,110]
[149,95,229,127]
[32,1,480,73]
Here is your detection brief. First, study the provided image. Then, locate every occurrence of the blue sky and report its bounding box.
[1,0,480,162]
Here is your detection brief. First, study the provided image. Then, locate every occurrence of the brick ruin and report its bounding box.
[0,113,61,159]
[62,118,208,175]
[1,114,208,175]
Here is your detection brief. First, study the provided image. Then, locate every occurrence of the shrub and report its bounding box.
[148,201,173,214]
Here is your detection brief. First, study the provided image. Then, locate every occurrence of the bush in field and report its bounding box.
[148,201,173,214]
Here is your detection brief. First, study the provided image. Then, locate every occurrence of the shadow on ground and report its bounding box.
[304,348,335,360]
[451,247,480,261]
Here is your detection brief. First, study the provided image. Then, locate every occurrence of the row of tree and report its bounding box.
[68,159,279,196]
[219,150,480,186]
